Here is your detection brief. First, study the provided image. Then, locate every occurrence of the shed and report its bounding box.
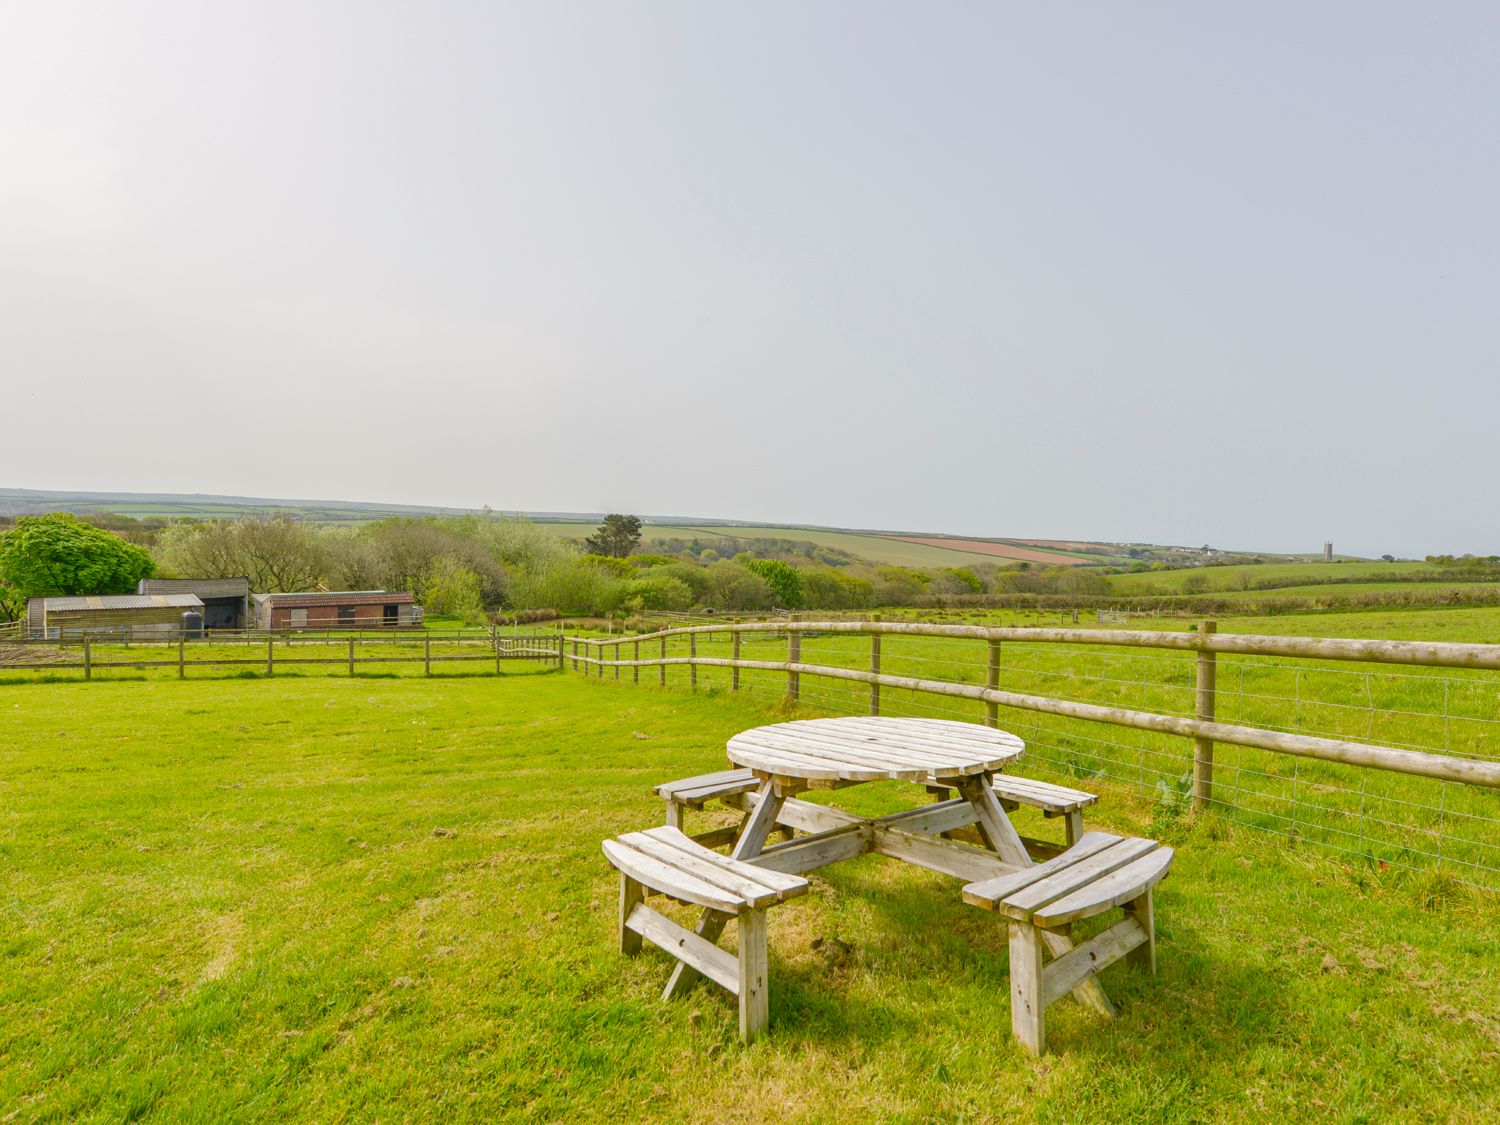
[29,594,204,639]
[253,590,421,631]
[138,577,251,630]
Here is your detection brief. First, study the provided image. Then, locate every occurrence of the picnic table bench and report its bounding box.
[605,717,1172,1052]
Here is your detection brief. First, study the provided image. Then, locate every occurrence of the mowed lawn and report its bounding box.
[2,673,1497,1123]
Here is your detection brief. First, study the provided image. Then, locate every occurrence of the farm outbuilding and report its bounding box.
[253,591,421,631]
[137,577,251,630]
[27,594,204,639]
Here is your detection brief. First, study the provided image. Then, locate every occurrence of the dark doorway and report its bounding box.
[383,604,399,626]
[338,605,356,626]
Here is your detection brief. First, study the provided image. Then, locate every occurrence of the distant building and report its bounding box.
[138,577,251,630]
[28,593,204,639]
[253,590,420,631]
[1322,542,1333,562]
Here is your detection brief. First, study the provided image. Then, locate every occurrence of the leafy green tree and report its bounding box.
[421,555,486,623]
[155,516,325,592]
[802,567,874,609]
[741,558,804,608]
[703,560,774,610]
[622,574,694,611]
[586,514,643,558]
[0,514,154,611]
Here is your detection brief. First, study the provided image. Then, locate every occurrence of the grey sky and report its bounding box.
[3,3,1496,557]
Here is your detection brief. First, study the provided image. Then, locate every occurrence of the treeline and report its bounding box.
[0,511,1120,623]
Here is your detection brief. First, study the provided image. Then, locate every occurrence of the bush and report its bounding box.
[421,556,486,624]
[741,558,804,608]
[621,574,694,612]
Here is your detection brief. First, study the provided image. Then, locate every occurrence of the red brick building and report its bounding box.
[253,591,421,630]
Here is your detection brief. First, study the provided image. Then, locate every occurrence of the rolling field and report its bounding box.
[1104,560,1441,593]
[2,673,1496,1122]
[541,521,1108,569]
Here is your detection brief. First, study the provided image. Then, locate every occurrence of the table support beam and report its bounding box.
[664,781,786,1001]
[957,776,1117,1018]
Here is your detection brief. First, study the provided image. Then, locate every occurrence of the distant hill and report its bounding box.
[0,487,1329,569]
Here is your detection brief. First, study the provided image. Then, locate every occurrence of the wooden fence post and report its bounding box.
[348,638,355,676]
[496,633,502,674]
[83,637,91,681]
[689,633,697,689]
[425,635,432,676]
[614,640,621,680]
[1193,620,1217,809]
[557,634,564,669]
[787,616,801,703]
[659,635,666,686]
[179,636,186,679]
[732,632,741,692]
[634,640,640,684]
[267,637,274,677]
[869,615,881,715]
[985,640,1001,728]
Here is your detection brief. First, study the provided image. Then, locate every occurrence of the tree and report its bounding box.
[586,514,643,558]
[421,555,486,623]
[0,514,154,612]
[621,574,694,612]
[741,558,804,608]
[155,516,325,592]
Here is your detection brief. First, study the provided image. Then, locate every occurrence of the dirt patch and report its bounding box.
[1011,538,1108,552]
[881,537,1086,566]
[0,644,73,666]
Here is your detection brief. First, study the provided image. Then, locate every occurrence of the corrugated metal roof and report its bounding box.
[255,590,411,604]
[138,577,251,598]
[43,594,204,612]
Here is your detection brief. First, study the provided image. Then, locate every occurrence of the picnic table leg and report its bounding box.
[955,777,1117,1019]
[662,780,786,1002]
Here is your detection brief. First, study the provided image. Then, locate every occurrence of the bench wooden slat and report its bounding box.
[961,832,1122,908]
[1002,838,1160,919]
[1034,848,1174,926]
[655,768,759,802]
[990,775,1098,813]
[632,827,808,904]
[603,838,744,913]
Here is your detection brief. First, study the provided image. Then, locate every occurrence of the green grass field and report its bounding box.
[2,670,1496,1123]
[1105,560,1441,593]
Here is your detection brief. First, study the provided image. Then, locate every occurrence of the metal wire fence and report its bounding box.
[570,620,1500,892]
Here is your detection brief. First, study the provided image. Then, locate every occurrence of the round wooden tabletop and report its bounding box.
[727,716,1025,783]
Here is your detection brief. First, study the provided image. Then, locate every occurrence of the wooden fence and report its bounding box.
[564,619,1500,796]
[1,632,564,677]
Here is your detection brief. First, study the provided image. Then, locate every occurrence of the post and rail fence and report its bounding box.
[4,611,1498,889]
[561,618,1500,890]
[0,629,565,677]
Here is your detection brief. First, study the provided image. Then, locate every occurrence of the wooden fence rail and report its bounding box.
[2,633,565,677]
[563,620,1500,796]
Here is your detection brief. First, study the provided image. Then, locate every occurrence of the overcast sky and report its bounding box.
[2,3,1496,557]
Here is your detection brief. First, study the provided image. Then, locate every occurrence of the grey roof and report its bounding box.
[43,594,204,612]
[138,576,251,598]
[254,590,409,604]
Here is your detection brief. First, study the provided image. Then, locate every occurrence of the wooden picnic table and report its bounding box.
[725,716,1032,866]
[659,716,1117,1021]
[607,715,1174,1050]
